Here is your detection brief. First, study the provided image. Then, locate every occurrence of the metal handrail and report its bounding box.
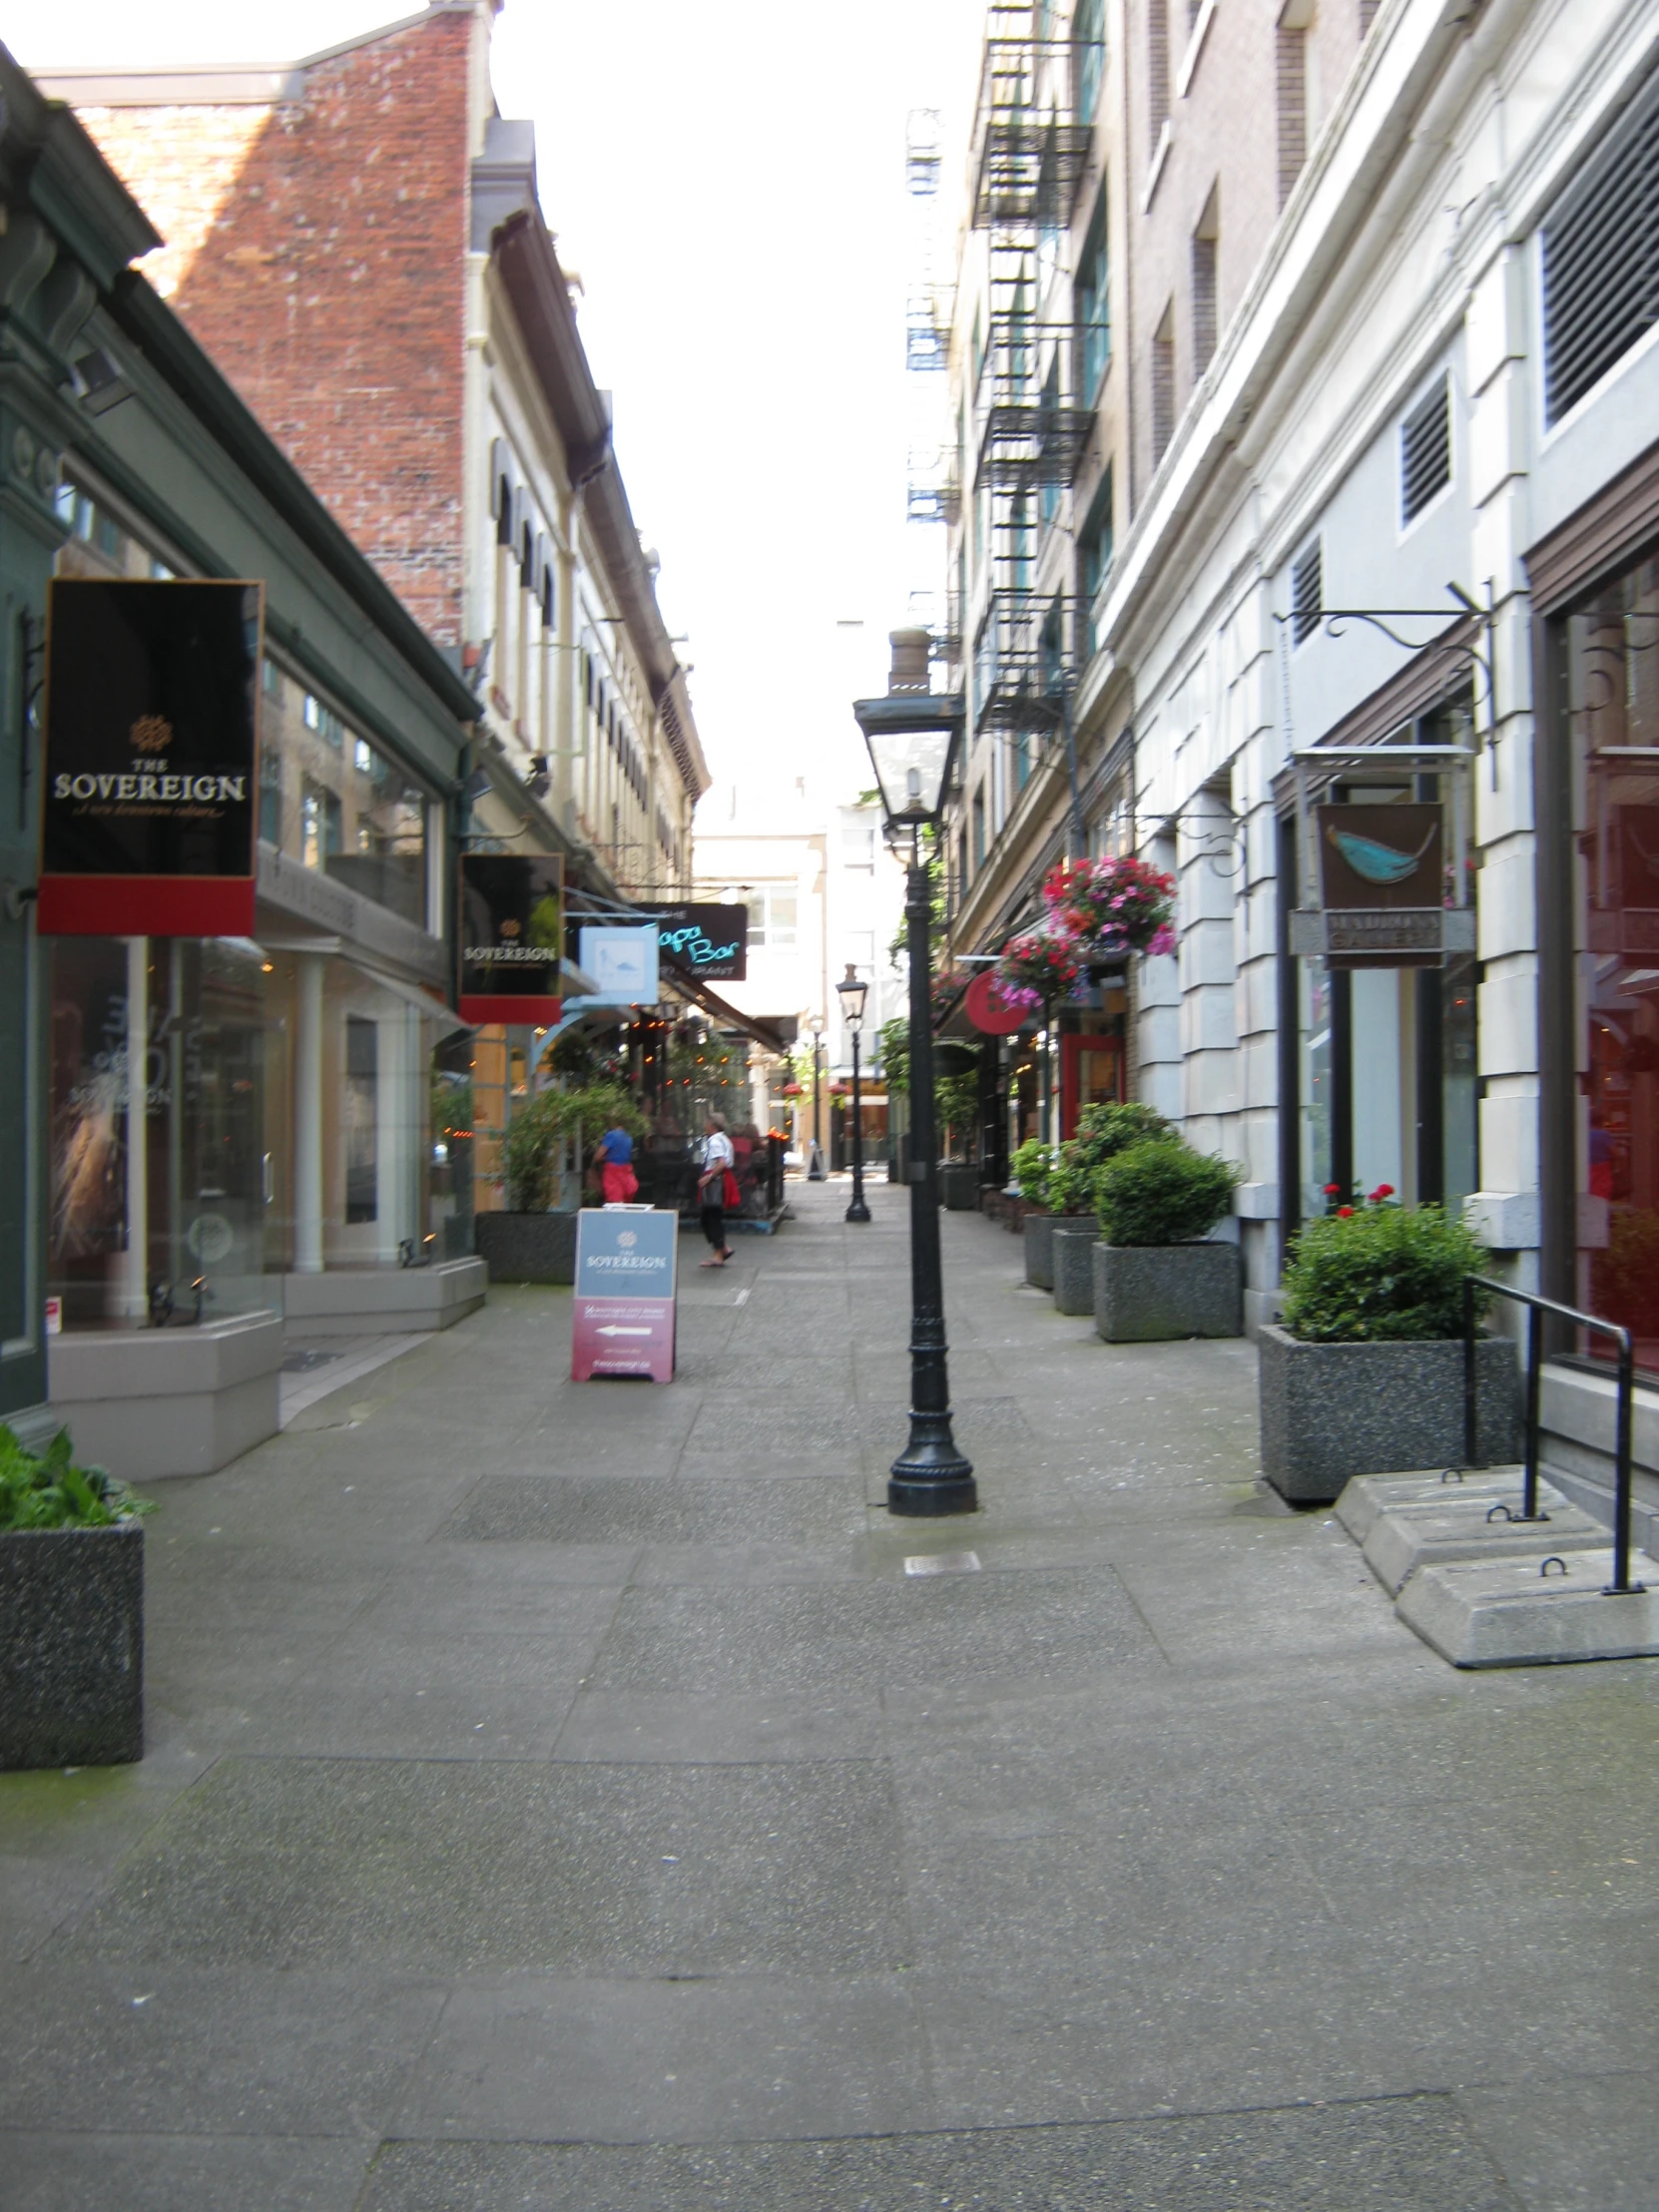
[1462,1276,1641,1596]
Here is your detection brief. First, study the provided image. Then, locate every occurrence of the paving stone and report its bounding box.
[589,1567,1160,1696]
[55,1756,907,1975]
[0,2131,370,2212]
[356,2093,1516,2209]
[438,1476,868,1546]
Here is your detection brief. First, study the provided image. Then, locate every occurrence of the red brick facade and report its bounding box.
[82,10,473,648]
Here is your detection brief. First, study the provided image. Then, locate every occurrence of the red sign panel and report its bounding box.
[965,967,1026,1034]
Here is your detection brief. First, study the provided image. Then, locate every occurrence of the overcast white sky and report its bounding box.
[14,0,983,818]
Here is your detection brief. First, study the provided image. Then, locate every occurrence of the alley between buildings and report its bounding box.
[4,1183,1658,2210]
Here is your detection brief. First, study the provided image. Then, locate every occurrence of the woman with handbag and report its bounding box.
[697,1113,737,1267]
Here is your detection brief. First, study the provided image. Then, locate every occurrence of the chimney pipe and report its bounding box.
[887,628,931,696]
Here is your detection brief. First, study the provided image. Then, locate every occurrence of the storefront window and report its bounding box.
[1568,556,1659,1375]
[261,659,430,929]
[48,937,274,1329]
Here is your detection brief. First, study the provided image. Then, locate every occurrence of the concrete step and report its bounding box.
[1396,1546,1659,1669]
[1335,1464,1531,1543]
[1363,1489,1605,1596]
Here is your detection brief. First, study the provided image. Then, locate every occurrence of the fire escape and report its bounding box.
[969,5,1093,759]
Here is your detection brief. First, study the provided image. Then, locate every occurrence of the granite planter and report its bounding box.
[1093,1240,1242,1342]
[1023,1212,1093,1291]
[1052,1222,1102,1315]
[1257,1324,1519,1506]
[0,1519,144,1769]
[473,1210,578,1285]
[939,1162,980,1212]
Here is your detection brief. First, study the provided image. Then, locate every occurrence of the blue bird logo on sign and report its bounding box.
[1325,823,1435,885]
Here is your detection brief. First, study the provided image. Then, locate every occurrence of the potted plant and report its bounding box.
[475,1083,649,1284]
[1091,1138,1243,1341]
[1049,1103,1176,1314]
[1,1424,152,1770]
[1012,1139,1088,1291]
[1041,854,1178,962]
[1258,1191,1518,1505]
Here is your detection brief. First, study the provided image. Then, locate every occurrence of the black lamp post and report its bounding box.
[852,632,976,1517]
[807,1013,827,1181]
[836,963,871,1223]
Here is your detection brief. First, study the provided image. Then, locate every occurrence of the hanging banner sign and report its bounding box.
[964,967,1026,1034]
[38,578,263,935]
[657,902,748,982]
[458,853,564,1025]
[577,924,659,1003]
[571,1205,677,1382]
[1302,802,1456,967]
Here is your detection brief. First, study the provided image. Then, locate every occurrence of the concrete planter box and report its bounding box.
[1093,1240,1242,1343]
[1023,1213,1092,1291]
[939,1162,980,1212]
[0,1519,143,1769]
[282,1257,486,1334]
[1258,1325,1519,1506]
[49,1312,282,1482]
[472,1212,577,1286]
[1052,1222,1102,1315]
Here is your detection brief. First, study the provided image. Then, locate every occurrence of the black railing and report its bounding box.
[1463,1276,1641,1596]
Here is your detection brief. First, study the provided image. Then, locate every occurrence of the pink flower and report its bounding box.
[1147,923,1177,958]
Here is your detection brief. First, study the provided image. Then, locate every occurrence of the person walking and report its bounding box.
[697,1112,737,1267]
[593,1123,639,1206]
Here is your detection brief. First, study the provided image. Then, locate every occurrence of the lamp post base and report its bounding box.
[844,1197,871,1223]
[888,1419,977,1516]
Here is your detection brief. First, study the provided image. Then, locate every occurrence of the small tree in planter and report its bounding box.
[480,1084,650,1283]
[1,1425,153,1769]
[1259,1193,1516,1505]
[1047,1108,1172,1314]
[1011,1139,1090,1291]
[1091,1139,1243,1342]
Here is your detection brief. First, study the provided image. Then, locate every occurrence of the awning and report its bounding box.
[668,971,794,1053]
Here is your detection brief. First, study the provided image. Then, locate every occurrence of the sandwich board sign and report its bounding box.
[571,1206,677,1382]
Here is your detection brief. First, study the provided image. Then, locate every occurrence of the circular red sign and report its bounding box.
[964,968,1026,1035]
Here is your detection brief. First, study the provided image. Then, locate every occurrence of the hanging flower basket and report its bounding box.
[781,1082,805,1097]
[1042,855,1177,960]
[993,929,1081,1015]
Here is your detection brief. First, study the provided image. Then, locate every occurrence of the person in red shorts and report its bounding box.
[594,1123,639,1205]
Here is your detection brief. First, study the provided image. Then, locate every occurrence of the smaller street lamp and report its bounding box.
[835,963,871,1223]
[852,631,976,1517]
[807,1013,827,1181]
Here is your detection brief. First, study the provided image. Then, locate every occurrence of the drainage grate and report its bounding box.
[904,1551,981,1576]
[281,1348,341,1373]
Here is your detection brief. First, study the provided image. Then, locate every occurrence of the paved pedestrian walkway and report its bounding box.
[5,1179,1659,2209]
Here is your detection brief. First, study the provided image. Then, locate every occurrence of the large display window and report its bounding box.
[1565,555,1659,1375]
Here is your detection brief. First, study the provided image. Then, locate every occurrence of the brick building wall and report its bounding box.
[1121,0,1365,514]
[77,9,475,648]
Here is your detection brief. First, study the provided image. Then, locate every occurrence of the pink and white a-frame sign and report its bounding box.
[571,1207,678,1382]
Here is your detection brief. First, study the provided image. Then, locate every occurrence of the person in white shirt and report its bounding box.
[697,1113,736,1267]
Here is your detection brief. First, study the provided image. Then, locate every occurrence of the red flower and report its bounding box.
[1337,1205,1355,1218]
[1370,1183,1394,1200]
[1324,1184,1342,1196]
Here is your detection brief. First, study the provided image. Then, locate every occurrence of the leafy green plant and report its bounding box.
[1010,1138,1054,1209]
[1030,1102,1179,1213]
[504,1084,648,1212]
[1092,1140,1240,1247]
[1280,1201,1488,1342]
[0,1425,152,1531]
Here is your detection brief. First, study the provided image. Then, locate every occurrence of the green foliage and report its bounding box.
[935,1070,980,1157]
[878,1016,910,1096]
[1010,1138,1053,1208]
[1092,1139,1240,1247]
[504,1083,648,1212]
[1047,1102,1176,1215]
[1280,1202,1488,1342]
[0,1424,152,1531]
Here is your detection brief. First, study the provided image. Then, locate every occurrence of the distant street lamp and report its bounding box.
[835,964,871,1224]
[852,631,976,1517]
[807,1013,827,1181]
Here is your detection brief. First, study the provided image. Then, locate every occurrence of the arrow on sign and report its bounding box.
[595,1325,653,1337]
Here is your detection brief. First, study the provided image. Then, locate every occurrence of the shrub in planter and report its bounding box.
[1091,1140,1243,1341]
[1,1425,153,1770]
[1012,1141,1085,1291]
[503,1083,649,1213]
[1260,1199,1516,1504]
[1010,1138,1054,1212]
